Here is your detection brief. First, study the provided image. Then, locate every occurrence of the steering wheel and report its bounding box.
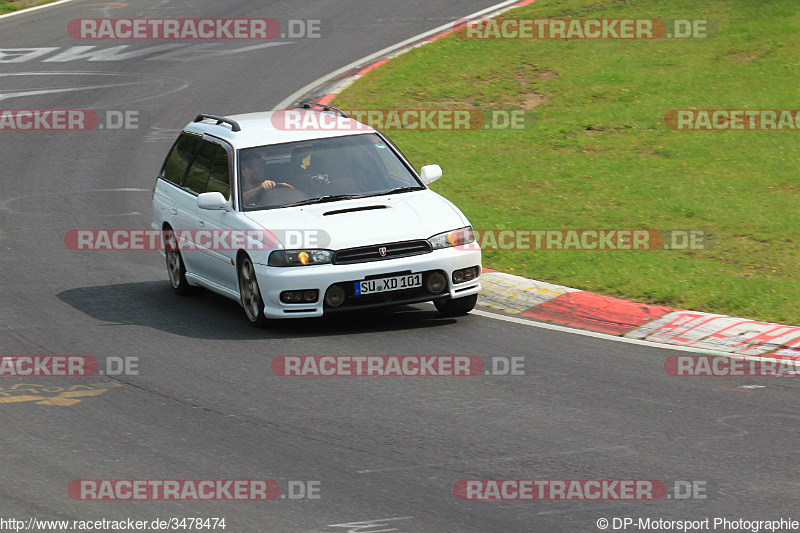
[248,182,296,207]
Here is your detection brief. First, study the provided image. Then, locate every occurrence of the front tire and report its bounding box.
[238,255,270,328]
[434,294,478,317]
[164,228,194,295]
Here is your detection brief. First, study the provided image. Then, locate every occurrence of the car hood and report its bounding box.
[244,190,468,249]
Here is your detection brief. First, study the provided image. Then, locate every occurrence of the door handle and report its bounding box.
[198,220,205,227]
[170,207,178,215]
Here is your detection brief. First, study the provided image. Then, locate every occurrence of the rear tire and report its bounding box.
[164,228,194,295]
[238,255,270,328]
[434,294,478,317]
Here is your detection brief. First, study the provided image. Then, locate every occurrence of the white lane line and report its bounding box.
[273,0,522,110]
[470,309,731,355]
[0,0,79,19]
[0,81,156,102]
[326,516,413,530]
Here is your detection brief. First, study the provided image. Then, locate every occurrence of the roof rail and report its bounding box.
[297,101,349,118]
[193,114,241,132]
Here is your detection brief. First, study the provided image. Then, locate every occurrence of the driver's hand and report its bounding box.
[259,180,277,191]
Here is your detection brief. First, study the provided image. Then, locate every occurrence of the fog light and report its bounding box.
[324,285,346,307]
[425,271,448,294]
[452,266,479,284]
[281,289,319,304]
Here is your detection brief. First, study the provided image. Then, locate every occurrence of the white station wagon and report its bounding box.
[152,104,481,327]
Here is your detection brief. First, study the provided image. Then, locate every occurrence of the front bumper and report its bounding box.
[254,246,481,319]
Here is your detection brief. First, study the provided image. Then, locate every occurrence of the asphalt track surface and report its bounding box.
[1,1,799,532]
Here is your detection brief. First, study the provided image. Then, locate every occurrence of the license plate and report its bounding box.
[355,273,422,295]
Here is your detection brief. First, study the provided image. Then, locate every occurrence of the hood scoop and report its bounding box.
[323,205,388,216]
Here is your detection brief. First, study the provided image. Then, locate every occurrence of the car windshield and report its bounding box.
[237,133,424,211]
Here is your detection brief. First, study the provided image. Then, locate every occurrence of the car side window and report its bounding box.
[206,145,231,200]
[183,140,217,194]
[160,132,202,185]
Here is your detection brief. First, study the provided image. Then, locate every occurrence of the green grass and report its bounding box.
[333,0,800,325]
[0,0,58,15]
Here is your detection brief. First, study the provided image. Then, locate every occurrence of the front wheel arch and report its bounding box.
[237,251,270,328]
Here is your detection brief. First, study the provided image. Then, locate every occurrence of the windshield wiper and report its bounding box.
[282,194,364,207]
[372,186,425,196]
[282,187,422,207]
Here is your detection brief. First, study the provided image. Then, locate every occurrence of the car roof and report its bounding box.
[183,109,377,149]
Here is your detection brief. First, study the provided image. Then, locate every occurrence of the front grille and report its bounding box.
[333,240,432,265]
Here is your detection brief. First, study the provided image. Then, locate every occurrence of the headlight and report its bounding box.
[428,227,475,250]
[268,249,334,267]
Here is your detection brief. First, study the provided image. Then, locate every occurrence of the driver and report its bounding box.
[241,152,277,206]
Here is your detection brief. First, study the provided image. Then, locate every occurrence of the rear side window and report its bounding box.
[183,141,231,197]
[183,140,217,194]
[160,132,202,185]
[206,147,231,200]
